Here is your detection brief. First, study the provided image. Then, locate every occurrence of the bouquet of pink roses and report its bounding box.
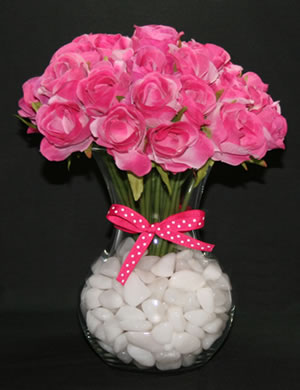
[17,24,287,179]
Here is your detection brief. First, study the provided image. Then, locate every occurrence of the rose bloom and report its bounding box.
[132,24,183,51]
[130,72,181,127]
[208,102,268,165]
[90,104,151,176]
[38,53,89,98]
[18,76,41,123]
[258,102,287,150]
[77,61,130,116]
[36,102,92,161]
[146,121,214,173]
[186,41,231,70]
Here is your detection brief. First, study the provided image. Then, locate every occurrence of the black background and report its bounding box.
[1,0,299,389]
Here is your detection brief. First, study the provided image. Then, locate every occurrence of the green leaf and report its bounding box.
[15,114,37,129]
[201,126,212,138]
[155,163,172,195]
[171,106,187,122]
[116,95,125,102]
[127,172,144,201]
[215,89,224,100]
[67,157,72,171]
[31,101,42,112]
[248,157,267,168]
[241,162,248,171]
[194,159,214,188]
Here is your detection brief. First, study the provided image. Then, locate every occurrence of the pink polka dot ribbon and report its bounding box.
[107,204,215,285]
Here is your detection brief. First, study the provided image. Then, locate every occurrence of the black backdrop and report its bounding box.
[1,0,299,389]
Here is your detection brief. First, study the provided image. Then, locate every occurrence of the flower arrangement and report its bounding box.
[17,24,288,371]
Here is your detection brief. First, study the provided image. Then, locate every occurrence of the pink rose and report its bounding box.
[38,53,89,98]
[211,62,243,93]
[130,72,181,127]
[94,33,133,61]
[187,41,231,70]
[18,76,41,122]
[242,72,272,112]
[258,102,287,150]
[130,46,171,79]
[77,62,129,116]
[170,43,219,83]
[36,102,92,161]
[208,102,268,165]
[90,104,151,176]
[132,24,183,51]
[180,74,216,127]
[146,122,214,173]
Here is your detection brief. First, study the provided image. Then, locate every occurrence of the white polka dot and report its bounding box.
[161,233,164,236]
[121,273,124,277]
[188,224,192,227]
[142,225,146,228]
[139,219,143,223]
[122,279,125,283]
[171,236,174,239]
[167,231,170,235]
[167,225,170,228]
[126,270,130,273]
[114,210,118,213]
[182,220,186,223]
[197,243,200,246]
[171,221,175,224]
[177,225,181,228]
[112,206,115,209]
[157,227,161,231]
[187,239,191,242]
[133,219,137,223]
[180,240,184,244]
[193,219,196,222]
[131,213,134,216]
[137,252,141,255]
[143,243,147,246]
[121,208,124,211]
[132,261,135,264]
[137,245,140,249]
[124,213,128,217]
[148,233,152,237]
[208,245,211,248]
[131,254,135,258]
[201,247,205,250]
[126,264,129,267]
[202,217,205,220]
[198,222,202,226]
[177,235,180,238]
[142,236,145,240]
[191,244,194,247]
[151,224,155,227]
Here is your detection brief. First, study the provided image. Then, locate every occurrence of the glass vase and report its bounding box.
[79,148,235,372]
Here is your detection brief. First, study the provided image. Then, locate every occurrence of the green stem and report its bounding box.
[180,174,196,212]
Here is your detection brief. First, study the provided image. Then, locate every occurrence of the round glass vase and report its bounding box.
[79,148,235,372]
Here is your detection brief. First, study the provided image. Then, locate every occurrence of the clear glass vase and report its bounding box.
[79,148,235,372]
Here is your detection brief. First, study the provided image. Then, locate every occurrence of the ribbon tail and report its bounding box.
[157,231,214,252]
[116,232,154,285]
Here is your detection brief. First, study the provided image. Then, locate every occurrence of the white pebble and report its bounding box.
[197,287,215,313]
[182,354,196,367]
[120,319,152,332]
[124,273,151,307]
[169,270,205,291]
[188,258,204,273]
[203,318,224,334]
[175,257,192,272]
[184,291,200,312]
[99,290,123,309]
[173,332,201,354]
[85,288,102,309]
[213,273,232,290]
[185,322,205,339]
[148,278,168,300]
[103,319,123,344]
[117,350,132,364]
[116,305,146,321]
[184,309,216,327]
[127,344,155,367]
[176,249,194,262]
[112,278,124,296]
[167,306,186,332]
[87,274,113,289]
[142,299,166,324]
[155,350,182,370]
[202,332,222,350]
[151,253,176,277]
[86,310,101,333]
[91,307,114,322]
[94,323,107,341]
[135,268,156,284]
[203,262,222,281]
[152,322,173,344]
[126,332,164,353]
[116,237,135,258]
[136,255,159,271]
[113,333,128,354]
[98,341,114,354]
[164,288,187,306]
[96,257,121,278]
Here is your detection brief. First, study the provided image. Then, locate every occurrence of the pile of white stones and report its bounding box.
[80,238,232,371]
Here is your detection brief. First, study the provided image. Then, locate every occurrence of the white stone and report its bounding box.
[169,270,205,291]
[151,253,176,277]
[215,305,227,313]
[151,322,173,344]
[175,256,192,272]
[86,310,101,334]
[91,307,114,322]
[98,341,114,354]
[124,273,151,307]
[95,257,121,278]
[94,323,106,341]
[148,278,168,300]
[203,262,222,281]
[184,309,216,327]
[126,332,164,353]
[112,278,124,296]
[135,268,156,284]
[116,237,135,258]
[183,291,200,312]
[188,258,204,273]
[176,249,194,262]
[120,319,152,332]
[136,255,160,271]
[85,288,102,309]
[80,286,88,302]
[99,290,123,309]
[197,287,215,313]
[102,319,123,344]
[219,313,229,323]
[113,333,128,354]
[202,332,222,350]
[117,350,132,364]
[185,322,205,339]
[172,332,201,354]
[155,350,182,371]
[213,273,232,291]
[192,346,203,356]
[116,305,146,321]
[164,288,187,306]
[214,289,227,306]
[203,318,224,334]
[87,274,113,289]
[142,299,166,324]
[167,306,186,332]
[121,250,130,264]
[182,354,196,367]
[127,344,155,367]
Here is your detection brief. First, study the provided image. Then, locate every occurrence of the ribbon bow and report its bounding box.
[107,204,214,285]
